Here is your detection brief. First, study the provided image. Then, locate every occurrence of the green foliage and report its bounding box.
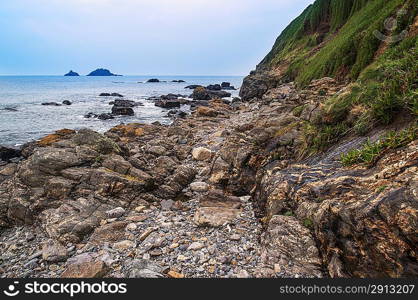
[292,105,307,117]
[303,218,314,229]
[341,126,417,166]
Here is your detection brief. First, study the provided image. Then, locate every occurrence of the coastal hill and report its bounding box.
[0,0,416,278]
[87,68,120,76]
[64,70,79,76]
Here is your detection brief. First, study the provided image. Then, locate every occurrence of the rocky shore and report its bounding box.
[1,75,416,278]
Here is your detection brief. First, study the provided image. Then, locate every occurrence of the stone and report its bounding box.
[106,207,126,219]
[192,147,212,161]
[196,106,218,117]
[168,271,185,278]
[42,240,68,263]
[124,259,165,278]
[61,261,109,278]
[187,242,205,251]
[190,182,209,193]
[113,240,136,251]
[194,207,240,227]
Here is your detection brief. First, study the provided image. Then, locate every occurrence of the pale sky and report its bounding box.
[0,0,314,75]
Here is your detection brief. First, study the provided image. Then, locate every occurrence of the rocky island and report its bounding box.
[64,70,80,76]
[0,0,417,279]
[87,68,120,76]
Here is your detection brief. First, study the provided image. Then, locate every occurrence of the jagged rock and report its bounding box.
[0,145,21,162]
[199,189,241,209]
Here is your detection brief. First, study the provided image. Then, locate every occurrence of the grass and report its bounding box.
[260,0,417,87]
[341,126,417,166]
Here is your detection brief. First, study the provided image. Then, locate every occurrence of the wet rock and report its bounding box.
[111,106,134,116]
[62,100,72,105]
[147,78,160,83]
[0,145,21,162]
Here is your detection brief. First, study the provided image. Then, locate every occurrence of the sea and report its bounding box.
[0,76,243,146]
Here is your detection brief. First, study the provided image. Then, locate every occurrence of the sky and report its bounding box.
[0,0,314,76]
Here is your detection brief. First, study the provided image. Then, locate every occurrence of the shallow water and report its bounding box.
[0,76,242,146]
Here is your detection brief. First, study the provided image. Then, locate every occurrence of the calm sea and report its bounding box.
[0,76,243,146]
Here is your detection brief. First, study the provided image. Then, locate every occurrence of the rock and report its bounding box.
[154,99,181,109]
[147,78,160,83]
[124,259,165,278]
[236,270,250,278]
[172,80,186,83]
[191,87,211,100]
[161,200,174,211]
[0,145,21,162]
[42,102,61,106]
[99,93,124,97]
[221,82,236,90]
[62,100,72,105]
[111,106,134,116]
[168,271,185,278]
[190,182,209,193]
[187,242,205,251]
[196,106,218,117]
[87,69,119,76]
[185,85,203,90]
[256,216,323,278]
[206,84,222,91]
[42,240,68,263]
[106,207,126,218]
[192,147,212,161]
[97,113,115,120]
[199,189,241,209]
[89,221,129,245]
[194,207,240,227]
[113,240,136,251]
[61,261,109,278]
[64,70,79,76]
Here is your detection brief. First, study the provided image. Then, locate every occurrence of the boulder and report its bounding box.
[192,147,212,161]
[154,99,181,109]
[194,207,240,227]
[111,106,134,116]
[61,261,109,278]
[62,100,72,105]
[147,78,160,83]
[206,84,222,91]
[0,145,21,162]
[124,259,166,278]
[185,85,203,90]
[42,239,68,262]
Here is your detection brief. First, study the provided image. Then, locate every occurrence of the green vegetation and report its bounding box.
[303,218,314,229]
[260,0,417,87]
[341,126,417,166]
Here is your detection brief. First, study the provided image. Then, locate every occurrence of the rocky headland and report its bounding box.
[0,0,417,278]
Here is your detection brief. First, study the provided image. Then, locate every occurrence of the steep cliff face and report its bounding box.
[241,0,417,99]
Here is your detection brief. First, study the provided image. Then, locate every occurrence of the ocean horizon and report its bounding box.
[0,75,243,146]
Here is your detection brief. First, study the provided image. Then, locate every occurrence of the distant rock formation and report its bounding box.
[87,69,120,76]
[64,71,80,76]
[147,78,160,83]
